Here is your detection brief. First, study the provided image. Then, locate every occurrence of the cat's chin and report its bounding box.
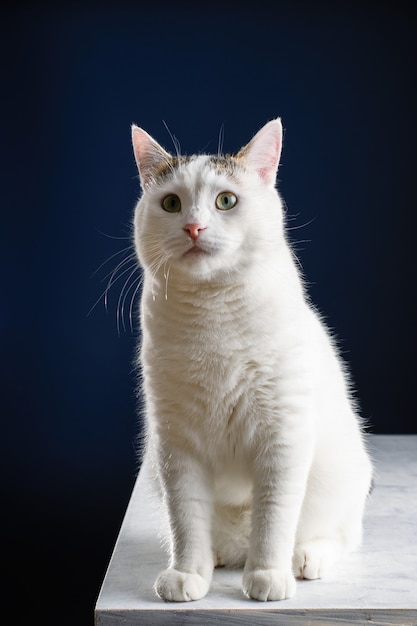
[178,247,231,280]
[180,252,215,274]
[181,244,216,267]
[183,247,209,258]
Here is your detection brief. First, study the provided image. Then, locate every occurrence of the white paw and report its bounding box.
[243,568,296,601]
[293,539,341,580]
[154,568,210,602]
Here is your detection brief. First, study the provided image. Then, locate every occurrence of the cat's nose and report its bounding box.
[183,223,207,240]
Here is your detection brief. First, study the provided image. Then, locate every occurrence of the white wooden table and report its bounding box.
[95,435,417,625]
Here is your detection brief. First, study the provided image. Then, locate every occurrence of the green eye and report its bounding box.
[162,194,181,213]
[216,191,237,211]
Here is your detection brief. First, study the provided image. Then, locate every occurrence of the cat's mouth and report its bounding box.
[183,244,210,257]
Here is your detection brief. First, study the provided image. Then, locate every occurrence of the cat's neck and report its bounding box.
[148,266,246,305]
[145,244,305,313]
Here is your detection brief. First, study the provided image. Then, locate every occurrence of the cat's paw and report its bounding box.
[293,539,341,580]
[243,568,296,601]
[154,568,210,602]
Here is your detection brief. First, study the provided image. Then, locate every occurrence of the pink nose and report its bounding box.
[183,223,206,240]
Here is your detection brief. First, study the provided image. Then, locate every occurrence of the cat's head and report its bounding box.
[132,119,284,283]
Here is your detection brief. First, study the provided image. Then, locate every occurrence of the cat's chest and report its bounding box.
[142,282,271,414]
[141,280,303,462]
[143,281,266,364]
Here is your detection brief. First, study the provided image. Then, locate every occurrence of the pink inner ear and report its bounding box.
[132,126,152,167]
[131,125,170,188]
[256,147,280,184]
[244,119,283,186]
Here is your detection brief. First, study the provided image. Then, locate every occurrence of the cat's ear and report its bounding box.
[237,118,283,187]
[131,125,172,188]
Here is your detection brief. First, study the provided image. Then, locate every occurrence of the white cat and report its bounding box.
[131,118,373,602]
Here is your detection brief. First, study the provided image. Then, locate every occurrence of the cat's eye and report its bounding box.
[216,192,237,211]
[162,194,181,213]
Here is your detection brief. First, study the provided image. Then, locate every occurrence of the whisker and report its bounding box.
[90,245,134,278]
[129,275,144,333]
[217,122,225,156]
[116,265,140,335]
[88,291,108,318]
[105,259,139,308]
[292,251,304,274]
[163,259,174,301]
[96,229,132,240]
[162,120,181,156]
[100,252,136,286]
[286,216,316,231]
[122,272,143,334]
[89,225,142,333]
[88,257,137,317]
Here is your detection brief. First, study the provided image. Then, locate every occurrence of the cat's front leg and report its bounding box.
[155,451,214,602]
[243,429,313,601]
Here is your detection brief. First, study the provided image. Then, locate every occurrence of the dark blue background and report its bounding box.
[2,1,415,623]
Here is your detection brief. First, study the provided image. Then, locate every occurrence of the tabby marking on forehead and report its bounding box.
[208,155,246,180]
[153,153,246,185]
[153,155,188,184]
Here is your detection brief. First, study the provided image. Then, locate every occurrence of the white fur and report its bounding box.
[131,119,373,602]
